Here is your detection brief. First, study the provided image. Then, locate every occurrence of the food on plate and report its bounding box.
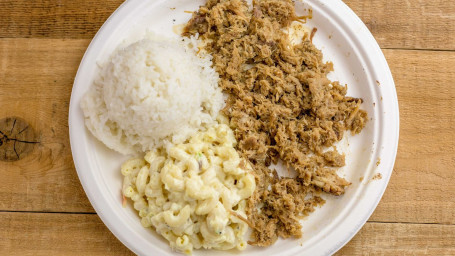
[80,33,223,155]
[121,123,256,254]
[79,0,370,253]
[184,0,368,246]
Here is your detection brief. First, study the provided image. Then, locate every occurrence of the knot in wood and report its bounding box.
[0,117,38,162]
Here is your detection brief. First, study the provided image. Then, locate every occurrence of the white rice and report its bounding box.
[80,33,224,155]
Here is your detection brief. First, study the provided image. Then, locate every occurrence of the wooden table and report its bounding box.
[1,0,454,255]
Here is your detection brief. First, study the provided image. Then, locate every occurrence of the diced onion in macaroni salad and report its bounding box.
[121,123,256,254]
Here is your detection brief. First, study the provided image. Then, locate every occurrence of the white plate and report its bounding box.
[69,0,399,255]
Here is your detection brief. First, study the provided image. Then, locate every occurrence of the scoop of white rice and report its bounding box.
[80,34,224,155]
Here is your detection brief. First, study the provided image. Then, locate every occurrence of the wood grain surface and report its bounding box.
[0,0,454,255]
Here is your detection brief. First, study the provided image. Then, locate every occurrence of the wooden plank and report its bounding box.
[1,39,455,224]
[0,38,94,212]
[0,212,134,256]
[1,0,454,51]
[368,49,455,224]
[1,212,454,255]
[343,0,455,50]
[0,0,123,39]
[337,222,455,255]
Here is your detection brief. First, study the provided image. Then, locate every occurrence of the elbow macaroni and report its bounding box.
[121,124,256,254]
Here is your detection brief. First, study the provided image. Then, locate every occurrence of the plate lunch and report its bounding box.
[69,0,399,255]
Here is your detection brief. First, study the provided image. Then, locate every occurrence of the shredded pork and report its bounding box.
[184,0,368,246]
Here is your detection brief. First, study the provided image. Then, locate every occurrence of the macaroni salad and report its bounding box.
[121,124,256,254]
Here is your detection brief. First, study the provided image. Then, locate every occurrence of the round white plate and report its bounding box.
[69,0,399,255]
